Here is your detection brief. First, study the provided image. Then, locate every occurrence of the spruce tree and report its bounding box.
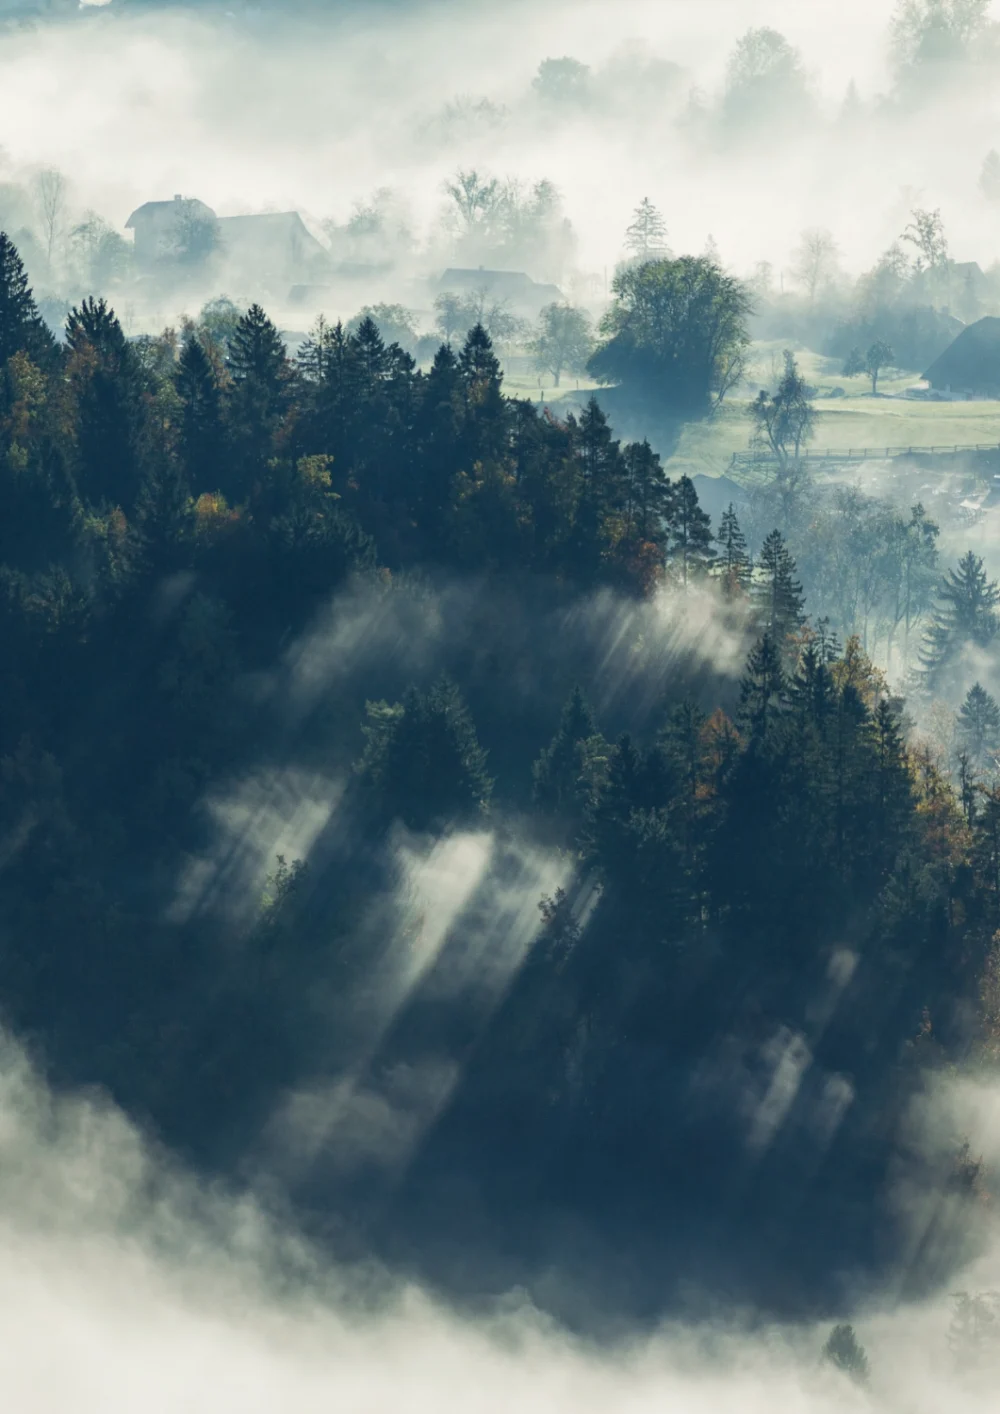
[665,475,714,586]
[65,297,143,510]
[739,633,786,739]
[532,685,605,825]
[621,439,670,547]
[175,333,226,497]
[227,304,289,494]
[458,323,501,388]
[754,528,806,650]
[921,552,1000,687]
[957,683,1000,767]
[822,1325,869,1385]
[0,232,53,366]
[358,677,492,832]
[717,502,751,598]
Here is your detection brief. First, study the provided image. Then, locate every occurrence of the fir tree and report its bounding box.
[227,304,289,494]
[822,1324,869,1385]
[65,297,143,510]
[0,232,53,366]
[921,552,1000,687]
[175,333,226,497]
[532,685,606,827]
[624,198,669,261]
[754,528,806,649]
[666,475,714,586]
[717,503,751,598]
[458,322,501,388]
[739,633,786,738]
[957,683,1000,767]
[358,677,492,832]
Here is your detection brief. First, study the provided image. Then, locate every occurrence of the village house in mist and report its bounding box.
[125,194,328,291]
[923,315,1000,399]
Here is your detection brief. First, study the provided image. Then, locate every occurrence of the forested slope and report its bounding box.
[0,231,995,1324]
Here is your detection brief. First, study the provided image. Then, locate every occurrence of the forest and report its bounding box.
[2,217,1000,1337]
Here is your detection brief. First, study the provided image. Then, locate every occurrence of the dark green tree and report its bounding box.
[0,232,54,366]
[739,633,786,738]
[822,1324,870,1385]
[589,256,752,412]
[717,502,751,598]
[666,475,714,586]
[65,297,144,510]
[357,678,493,833]
[753,528,806,649]
[921,552,999,687]
[957,683,1000,767]
[227,303,290,495]
[175,333,226,497]
[532,685,607,831]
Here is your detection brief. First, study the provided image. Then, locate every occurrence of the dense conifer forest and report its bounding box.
[1,229,997,1324]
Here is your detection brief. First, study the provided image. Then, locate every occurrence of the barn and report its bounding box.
[923,316,1000,398]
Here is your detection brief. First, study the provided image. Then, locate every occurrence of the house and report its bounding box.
[124,198,328,288]
[923,316,1000,398]
[435,267,563,315]
[125,196,219,265]
[217,212,327,287]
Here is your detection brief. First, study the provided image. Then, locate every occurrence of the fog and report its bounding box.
[4,0,1000,315]
[8,1,1000,1405]
[0,1011,996,1411]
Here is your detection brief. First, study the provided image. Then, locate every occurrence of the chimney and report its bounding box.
[174,194,183,203]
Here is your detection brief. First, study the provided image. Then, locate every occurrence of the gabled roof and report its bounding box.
[126,197,217,229]
[218,211,326,255]
[924,315,1000,390]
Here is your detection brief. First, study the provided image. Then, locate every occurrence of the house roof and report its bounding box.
[126,197,217,229]
[923,315,1000,390]
[219,211,326,254]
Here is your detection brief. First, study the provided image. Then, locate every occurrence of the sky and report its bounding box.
[3,0,996,282]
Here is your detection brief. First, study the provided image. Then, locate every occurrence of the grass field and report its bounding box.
[497,342,1000,479]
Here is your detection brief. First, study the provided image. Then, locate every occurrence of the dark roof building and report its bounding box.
[923,316,1000,398]
[124,198,328,289]
[436,267,563,312]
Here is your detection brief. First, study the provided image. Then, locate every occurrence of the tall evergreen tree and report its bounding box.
[921,552,1000,687]
[175,333,226,497]
[754,528,806,650]
[717,503,751,598]
[957,683,1000,768]
[532,685,606,828]
[357,677,493,832]
[665,475,714,586]
[739,633,786,739]
[227,303,290,496]
[0,233,53,366]
[65,297,143,510]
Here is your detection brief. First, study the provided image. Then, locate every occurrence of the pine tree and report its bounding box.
[753,528,806,649]
[621,439,670,546]
[665,475,714,587]
[227,304,289,494]
[458,323,501,388]
[358,677,492,832]
[532,685,606,826]
[957,683,1000,767]
[0,233,53,366]
[739,633,786,739]
[624,198,669,261]
[65,297,143,510]
[921,552,1000,687]
[351,314,389,386]
[823,1325,869,1385]
[175,333,226,497]
[717,503,751,598]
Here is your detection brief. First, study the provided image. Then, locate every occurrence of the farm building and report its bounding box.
[436,267,563,315]
[125,197,328,289]
[923,316,1000,398]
